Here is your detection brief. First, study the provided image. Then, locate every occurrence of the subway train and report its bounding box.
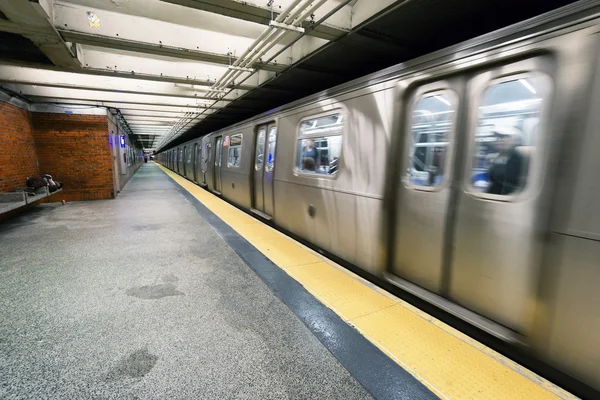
[158,2,600,392]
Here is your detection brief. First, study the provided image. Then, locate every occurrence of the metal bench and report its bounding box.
[0,186,63,216]
[0,192,27,214]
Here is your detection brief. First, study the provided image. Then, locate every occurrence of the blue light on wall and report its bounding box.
[120,135,126,148]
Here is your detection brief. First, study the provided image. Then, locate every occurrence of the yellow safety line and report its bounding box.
[157,163,578,400]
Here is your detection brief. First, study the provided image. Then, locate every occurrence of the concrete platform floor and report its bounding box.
[0,164,372,400]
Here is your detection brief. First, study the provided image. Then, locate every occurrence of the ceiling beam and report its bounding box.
[120,111,186,118]
[26,97,223,112]
[59,30,286,72]
[160,0,350,40]
[126,116,182,122]
[0,65,248,100]
[5,85,231,108]
[0,59,255,90]
[0,0,81,68]
[52,1,289,71]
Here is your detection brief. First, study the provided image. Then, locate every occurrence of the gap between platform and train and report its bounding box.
[155,163,577,400]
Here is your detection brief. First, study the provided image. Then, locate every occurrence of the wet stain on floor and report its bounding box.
[126,275,184,299]
[126,282,184,299]
[131,223,163,231]
[106,348,158,380]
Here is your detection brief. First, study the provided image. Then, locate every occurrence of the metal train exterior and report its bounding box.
[158,2,600,391]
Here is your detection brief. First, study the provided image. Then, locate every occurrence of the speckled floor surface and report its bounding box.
[0,164,372,400]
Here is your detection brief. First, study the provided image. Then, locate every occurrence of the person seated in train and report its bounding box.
[487,127,525,195]
[303,157,316,172]
[302,140,319,164]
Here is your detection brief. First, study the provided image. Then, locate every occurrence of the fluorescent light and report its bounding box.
[519,79,536,94]
[434,95,451,106]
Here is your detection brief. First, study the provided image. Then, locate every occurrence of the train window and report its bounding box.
[296,113,343,175]
[255,129,265,171]
[265,127,277,172]
[228,134,242,167]
[471,77,545,196]
[406,92,455,187]
[206,143,212,163]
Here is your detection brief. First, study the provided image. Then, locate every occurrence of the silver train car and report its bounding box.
[158,2,600,391]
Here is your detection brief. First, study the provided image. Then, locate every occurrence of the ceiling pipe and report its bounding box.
[213,0,319,94]
[157,0,315,149]
[157,0,337,150]
[157,1,311,149]
[206,0,307,95]
[217,0,352,103]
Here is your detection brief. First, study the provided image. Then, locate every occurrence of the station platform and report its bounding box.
[0,163,578,399]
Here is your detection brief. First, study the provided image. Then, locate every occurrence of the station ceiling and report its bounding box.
[0,0,580,151]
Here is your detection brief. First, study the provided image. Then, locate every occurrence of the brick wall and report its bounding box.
[32,113,115,202]
[0,101,39,192]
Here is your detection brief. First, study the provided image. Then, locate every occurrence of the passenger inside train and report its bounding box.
[297,114,343,174]
[486,128,526,195]
[472,78,540,194]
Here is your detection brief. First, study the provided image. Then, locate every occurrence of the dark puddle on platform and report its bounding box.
[106,348,158,380]
[126,275,184,299]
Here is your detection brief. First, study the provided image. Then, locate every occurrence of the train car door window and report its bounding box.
[255,129,266,171]
[228,134,243,167]
[470,77,546,197]
[405,92,456,188]
[253,123,277,216]
[194,143,199,181]
[266,127,277,172]
[214,137,223,193]
[296,112,343,175]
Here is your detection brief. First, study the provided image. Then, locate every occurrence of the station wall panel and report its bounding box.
[0,101,39,192]
[31,113,115,202]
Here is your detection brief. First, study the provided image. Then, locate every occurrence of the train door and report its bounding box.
[392,56,553,333]
[392,78,464,294]
[178,148,183,174]
[193,143,199,182]
[182,146,187,176]
[203,141,212,186]
[252,123,277,217]
[449,59,553,332]
[213,136,223,193]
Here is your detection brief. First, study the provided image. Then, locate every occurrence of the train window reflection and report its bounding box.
[406,93,455,187]
[296,113,343,175]
[228,134,242,167]
[471,78,544,195]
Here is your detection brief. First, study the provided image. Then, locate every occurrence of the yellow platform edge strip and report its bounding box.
[157,164,577,400]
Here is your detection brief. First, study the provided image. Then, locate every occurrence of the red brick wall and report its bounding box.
[0,101,39,192]
[31,113,115,202]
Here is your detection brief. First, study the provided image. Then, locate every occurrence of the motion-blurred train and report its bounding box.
[158,1,600,391]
